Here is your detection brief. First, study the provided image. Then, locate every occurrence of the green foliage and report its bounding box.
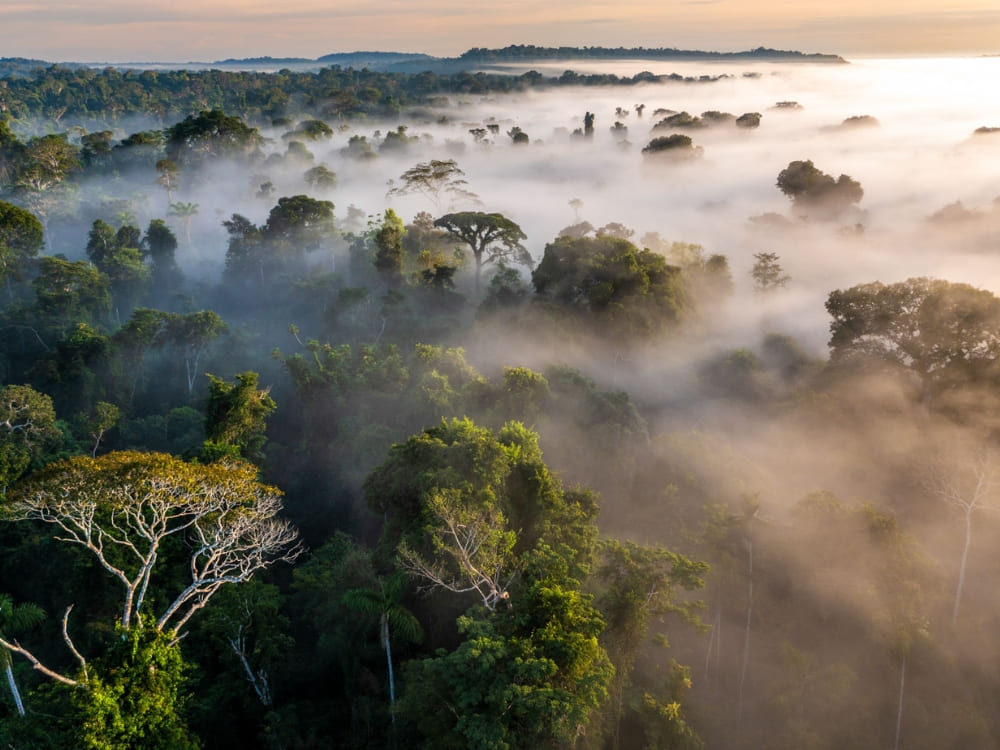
[165,109,262,167]
[75,627,200,750]
[388,159,478,210]
[434,211,529,294]
[203,370,276,463]
[224,195,335,285]
[31,256,111,334]
[826,277,1000,402]
[303,163,337,189]
[373,208,405,285]
[0,383,59,492]
[776,159,863,217]
[532,234,685,339]
[480,262,530,313]
[0,200,43,287]
[399,544,613,749]
[637,661,704,750]
[642,134,702,159]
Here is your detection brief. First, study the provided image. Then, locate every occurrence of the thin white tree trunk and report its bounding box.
[381,613,396,726]
[5,661,25,716]
[952,510,973,625]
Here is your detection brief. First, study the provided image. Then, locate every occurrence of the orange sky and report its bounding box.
[2,1,999,62]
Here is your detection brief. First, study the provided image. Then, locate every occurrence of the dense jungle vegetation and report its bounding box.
[1,55,999,749]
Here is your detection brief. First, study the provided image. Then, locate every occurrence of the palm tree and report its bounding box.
[168,201,199,246]
[342,572,422,726]
[0,593,45,716]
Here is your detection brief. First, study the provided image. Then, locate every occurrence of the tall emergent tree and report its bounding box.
[164,109,263,168]
[532,234,685,339]
[387,159,478,210]
[776,159,863,218]
[0,451,300,664]
[826,277,1000,405]
[0,452,300,746]
[366,418,614,748]
[433,211,530,295]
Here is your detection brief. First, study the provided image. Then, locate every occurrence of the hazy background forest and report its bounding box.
[2,50,1000,748]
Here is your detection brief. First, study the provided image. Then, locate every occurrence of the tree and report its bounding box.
[73,626,200,750]
[776,160,863,218]
[85,220,149,322]
[0,384,59,494]
[0,593,45,716]
[372,208,405,286]
[12,134,80,195]
[164,109,262,167]
[168,201,199,246]
[387,159,478,210]
[0,200,44,300]
[825,277,1000,404]
[262,194,335,257]
[2,451,300,656]
[164,310,228,395]
[532,234,685,338]
[155,158,180,207]
[433,211,530,295]
[642,134,703,160]
[750,252,789,292]
[342,571,422,727]
[85,401,119,458]
[143,219,183,305]
[921,446,999,624]
[203,371,276,463]
[31,257,111,335]
[10,134,79,243]
[399,546,612,749]
[595,540,707,749]
[198,580,292,711]
[303,163,337,189]
[224,196,335,285]
[372,421,611,750]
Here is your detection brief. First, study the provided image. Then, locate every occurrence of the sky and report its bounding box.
[2,0,1000,63]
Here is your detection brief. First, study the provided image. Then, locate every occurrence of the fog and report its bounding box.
[18,55,1000,746]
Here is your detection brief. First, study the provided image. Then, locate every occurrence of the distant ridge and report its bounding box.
[1,45,845,77]
[456,45,846,63]
[213,55,314,65]
[316,51,435,64]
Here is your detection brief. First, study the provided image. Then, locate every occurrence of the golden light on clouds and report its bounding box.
[0,0,998,60]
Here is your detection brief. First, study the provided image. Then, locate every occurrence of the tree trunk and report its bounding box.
[952,509,973,625]
[5,660,25,716]
[381,613,396,726]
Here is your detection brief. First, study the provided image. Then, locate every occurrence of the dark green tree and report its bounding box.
[433,211,530,295]
[203,371,277,463]
[372,208,405,286]
[826,277,1000,404]
[164,109,262,167]
[776,160,863,218]
[0,384,59,494]
[532,234,685,339]
[0,200,44,300]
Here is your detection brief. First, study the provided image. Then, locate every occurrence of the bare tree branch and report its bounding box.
[0,633,78,687]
